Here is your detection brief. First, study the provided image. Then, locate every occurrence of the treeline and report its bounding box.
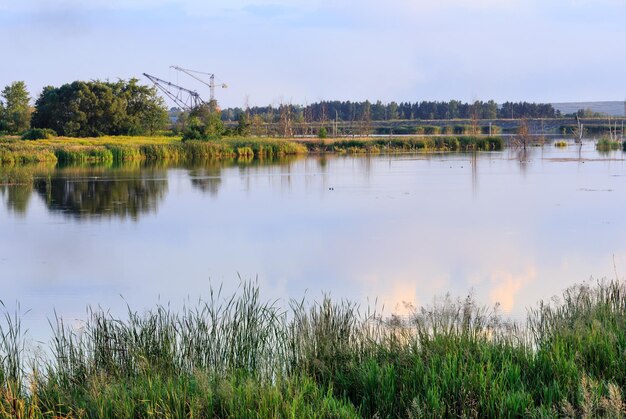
[221,100,558,122]
[0,79,169,138]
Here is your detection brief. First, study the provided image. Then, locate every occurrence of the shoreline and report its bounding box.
[0,135,504,166]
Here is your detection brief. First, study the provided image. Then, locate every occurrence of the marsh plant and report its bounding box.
[2,280,626,417]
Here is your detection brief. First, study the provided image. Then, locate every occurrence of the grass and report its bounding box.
[0,136,309,167]
[554,140,568,147]
[1,135,506,167]
[2,279,626,417]
[596,138,622,151]
[307,136,504,153]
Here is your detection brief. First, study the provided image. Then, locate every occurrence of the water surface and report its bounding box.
[1,143,625,338]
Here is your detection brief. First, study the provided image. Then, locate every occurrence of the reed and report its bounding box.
[1,279,626,417]
[596,138,621,151]
[1,136,311,167]
[311,136,503,153]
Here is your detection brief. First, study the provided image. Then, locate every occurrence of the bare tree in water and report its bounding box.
[512,119,531,150]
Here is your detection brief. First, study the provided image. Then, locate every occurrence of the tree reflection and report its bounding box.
[0,163,54,216]
[0,184,32,216]
[188,165,222,196]
[188,157,299,197]
[32,168,168,220]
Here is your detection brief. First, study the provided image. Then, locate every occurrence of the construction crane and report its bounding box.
[170,66,227,103]
[143,73,205,111]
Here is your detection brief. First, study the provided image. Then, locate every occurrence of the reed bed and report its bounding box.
[309,136,503,153]
[1,135,508,168]
[1,279,626,417]
[0,137,309,167]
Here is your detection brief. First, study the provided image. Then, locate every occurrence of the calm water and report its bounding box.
[1,143,625,338]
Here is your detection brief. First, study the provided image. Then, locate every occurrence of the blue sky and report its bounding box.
[1,0,625,108]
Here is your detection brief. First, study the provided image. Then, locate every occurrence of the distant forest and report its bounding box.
[220,100,559,122]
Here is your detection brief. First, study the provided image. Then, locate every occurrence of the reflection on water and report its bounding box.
[3,185,32,215]
[2,166,168,220]
[33,169,168,220]
[1,142,625,340]
[189,166,222,196]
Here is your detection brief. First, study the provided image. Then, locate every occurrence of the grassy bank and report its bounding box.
[1,280,626,417]
[0,136,308,166]
[308,136,503,153]
[0,135,504,166]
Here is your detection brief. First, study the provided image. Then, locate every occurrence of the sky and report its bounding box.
[1,0,625,108]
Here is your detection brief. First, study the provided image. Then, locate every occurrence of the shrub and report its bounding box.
[21,128,56,140]
[596,138,621,151]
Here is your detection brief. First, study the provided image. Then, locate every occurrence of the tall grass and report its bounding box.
[1,137,309,167]
[2,279,626,416]
[309,136,503,153]
[596,138,621,151]
[1,135,509,167]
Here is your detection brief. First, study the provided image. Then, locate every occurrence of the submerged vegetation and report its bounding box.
[1,280,626,417]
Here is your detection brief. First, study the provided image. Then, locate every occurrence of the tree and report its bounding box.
[31,79,168,137]
[181,104,225,141]
[388,102,399,120]
[235,113,250,136]
[118,78,169,135]
[1,81,31,134]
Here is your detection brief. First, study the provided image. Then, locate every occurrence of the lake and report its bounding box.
[1,142,625,340]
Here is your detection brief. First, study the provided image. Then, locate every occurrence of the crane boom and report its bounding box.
[170,65,227,103]
[143,73,205,111]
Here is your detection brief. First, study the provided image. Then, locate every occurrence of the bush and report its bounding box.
[21,128,56,140]
[318,127,328,139]
[181,108,225,142]
[596,138,621,151]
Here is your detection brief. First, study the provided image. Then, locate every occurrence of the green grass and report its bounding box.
[2,279,626,417]
[596,138,622,151]
[0,136,310,167]
[1,135,506,167]
[308,136,503,153]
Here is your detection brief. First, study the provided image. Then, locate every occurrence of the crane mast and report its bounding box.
[143,73,205,111]
[170,66,227,104]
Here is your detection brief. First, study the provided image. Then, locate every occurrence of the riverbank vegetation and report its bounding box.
[0,135,503,166]
[1,279,626,417]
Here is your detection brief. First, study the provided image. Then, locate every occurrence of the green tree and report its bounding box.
[118,78,169,135]
[388,102,399,120]
[1,81,31,134]
[236,113,250,136]
[181,104,225,141]
[31,79,168,137]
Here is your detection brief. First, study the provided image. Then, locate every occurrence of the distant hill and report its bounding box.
[551,101,625,117]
